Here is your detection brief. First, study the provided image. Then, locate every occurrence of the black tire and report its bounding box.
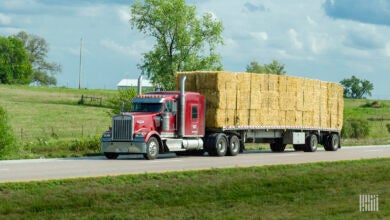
[206,133,227,157]
[144,137,159,160]
[324,134,339,151]
[304,134,318,152]
[104,153,119,159]
[227,135,240,156]
[270,139,286,152]
[293,145,304,151]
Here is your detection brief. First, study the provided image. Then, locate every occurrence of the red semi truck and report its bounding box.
[101,72,343,160]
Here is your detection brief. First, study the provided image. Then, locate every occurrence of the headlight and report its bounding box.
[134,132,146,138]
[102,132,111,138]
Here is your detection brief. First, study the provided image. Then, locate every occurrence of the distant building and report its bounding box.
[117,79,153,90]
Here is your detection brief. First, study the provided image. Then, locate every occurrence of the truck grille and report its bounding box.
[112,115,133,141]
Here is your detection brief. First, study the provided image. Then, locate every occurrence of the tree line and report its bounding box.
[0,32,61,86]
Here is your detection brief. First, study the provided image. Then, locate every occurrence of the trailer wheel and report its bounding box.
[104,153,119,159]
[304,134,318,152]
[215,134,228,156]
[144,136,159,160]
[270,139,286,152]
[227,135,240,156]
[324,134,339,151]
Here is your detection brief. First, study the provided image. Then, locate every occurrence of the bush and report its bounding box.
[342,118,370,139]
[108,89,137,116]
[0,106,15,157]
[68,136,100,153]
[387,124,390,133]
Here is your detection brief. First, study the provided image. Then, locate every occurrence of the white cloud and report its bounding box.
[0,13,11,25]
[100,39,150,58]
[76,5,102,17]
[384,42,390,57]
[309,33,330,54]
[117,6,130,25]
[288,29,303,50]
[306,16,316,25]
[250,32,268,41]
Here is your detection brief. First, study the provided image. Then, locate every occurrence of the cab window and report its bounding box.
[191,105,198,120]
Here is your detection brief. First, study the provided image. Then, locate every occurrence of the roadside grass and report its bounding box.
[343,99,390,145]
[0,158,389,219]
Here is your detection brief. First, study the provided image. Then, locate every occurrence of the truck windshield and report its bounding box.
[132,103,163,112]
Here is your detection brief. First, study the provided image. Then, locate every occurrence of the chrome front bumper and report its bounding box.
[101,138,147,154]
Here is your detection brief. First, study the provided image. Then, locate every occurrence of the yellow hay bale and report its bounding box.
[303,111,314,127]
[285,110,296,126]
[268,74,279,91]
[236,109,250,126]
[278,110,286,126]
[295,111,303,127]
[176,71,343,130]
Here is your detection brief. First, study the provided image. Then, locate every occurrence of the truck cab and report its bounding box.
[101,84,205,160]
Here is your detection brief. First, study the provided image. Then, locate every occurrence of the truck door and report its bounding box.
[190,104,200,135]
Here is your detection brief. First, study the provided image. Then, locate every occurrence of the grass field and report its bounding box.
[0,85,389,158]
[0,158,389,219]
[0,85,116,159]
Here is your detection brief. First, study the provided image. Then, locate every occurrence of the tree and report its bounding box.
[0,106,15,157]
[130,0,224,90]
[246,60,286,75]
[108,89,138,116]
[246,61,265,73]
[14,31,61,86]
[0,36,33,84]
[340,75,373,99]
[264,60,286,75]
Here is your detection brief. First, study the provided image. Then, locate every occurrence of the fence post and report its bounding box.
[21,128,23,140]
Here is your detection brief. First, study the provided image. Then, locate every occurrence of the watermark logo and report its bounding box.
[360,194,379,212]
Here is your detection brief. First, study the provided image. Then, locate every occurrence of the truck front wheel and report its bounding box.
[144,137,159,160]
[104,153,119,159]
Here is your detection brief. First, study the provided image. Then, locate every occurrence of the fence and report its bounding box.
[78,95,103,106]
[15,125,106,142]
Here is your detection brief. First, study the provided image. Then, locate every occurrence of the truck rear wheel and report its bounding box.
[270,139,286,152]
[144,137,159,160]
[207,133,227,156]
[324,134,339,151]
[304,134,318,152]
[227,135,240,156]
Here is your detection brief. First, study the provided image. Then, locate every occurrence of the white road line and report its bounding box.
[364,150,382,152]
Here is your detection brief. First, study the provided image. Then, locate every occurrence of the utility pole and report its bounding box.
[78,38,83,89]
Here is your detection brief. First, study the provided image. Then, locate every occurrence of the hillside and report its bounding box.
[0,85,116,158]
[0,85,389,159]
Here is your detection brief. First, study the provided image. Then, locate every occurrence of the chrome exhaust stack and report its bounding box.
[137,75,142,95]
[179,76,186,137]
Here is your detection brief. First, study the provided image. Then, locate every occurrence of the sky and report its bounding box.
[0,0,389,99]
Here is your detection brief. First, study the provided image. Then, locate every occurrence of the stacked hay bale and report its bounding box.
[176,71,343,130]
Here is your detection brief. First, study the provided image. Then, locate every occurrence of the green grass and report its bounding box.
[343,99,390,145]
[0,158,389,219]
[0,85,116,159]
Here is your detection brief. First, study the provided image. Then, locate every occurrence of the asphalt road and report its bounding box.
[0,145,389,183]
